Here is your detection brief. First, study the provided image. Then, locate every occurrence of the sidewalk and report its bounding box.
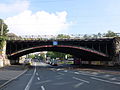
[0,65,27,87]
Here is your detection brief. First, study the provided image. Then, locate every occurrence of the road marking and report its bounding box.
[64,70,68,72]
[56,73,64,77]
[41,86,45,90]
[91,72,99,75]
[74,82,84,88]
[91,77,120,85]
[24,63,36,90]
[37,77,40,80]
[52,82,72,85]
[103,75,112,78]
[78,71,114,79]
[36,73,38,76]
[73,77,90,84]
[74,72,79,74]
[110,77,117,80]
[56,69,62,71]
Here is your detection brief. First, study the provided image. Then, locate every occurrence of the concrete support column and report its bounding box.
[117,51,120,65]
[0,41,10,67]
[74,57,81,65]
[88,61,91,65]
[9,57,20,65]
[105,43,108,54]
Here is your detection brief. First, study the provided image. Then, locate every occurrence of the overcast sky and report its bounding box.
[0,0,120,35]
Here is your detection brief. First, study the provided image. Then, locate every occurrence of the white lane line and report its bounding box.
[37,77,40,80]
[110,77,117,80]
[73,77,90,84]
[56,73,64,77]
[24,63,36,90]
[56,69,63,71]
[64,70,68,72]
[77,72,114,79]
[74,72,79,74]
[41,86,45,90]
[91,77,120,85]
[74,82,84,88]
[36,73,38,76]
[103,75,112,78]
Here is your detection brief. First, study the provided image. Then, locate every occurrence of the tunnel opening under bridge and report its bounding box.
[7,45,110,65]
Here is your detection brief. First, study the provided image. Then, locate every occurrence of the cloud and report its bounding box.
[5,10,72,35]
[0,0,29,13]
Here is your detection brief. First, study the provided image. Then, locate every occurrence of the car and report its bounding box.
[50,59,58,66]
[24,58,32,65]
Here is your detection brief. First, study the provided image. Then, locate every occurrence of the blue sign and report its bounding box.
[53,41,58,45]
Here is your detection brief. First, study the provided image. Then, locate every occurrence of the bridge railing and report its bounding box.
[7,35,114,41]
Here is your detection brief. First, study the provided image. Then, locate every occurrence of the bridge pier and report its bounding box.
[88,61,91,65]
[0,41,10,67]
[74,57,81,65]
[8,57,20,65]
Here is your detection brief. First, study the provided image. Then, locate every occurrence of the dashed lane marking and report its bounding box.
[37,77,40,80]
[41,86,45,90]
[73,77,90,84]
[91,77,120,85]
[36,73,38,76]
[74,72,79,74]
[58,73,64,75]
[74,82,84,88]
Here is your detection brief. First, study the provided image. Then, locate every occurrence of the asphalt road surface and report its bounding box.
[1,62,120,90]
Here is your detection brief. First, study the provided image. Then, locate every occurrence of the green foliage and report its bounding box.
[0,19,9,48]
[83,34,92,38]
[28,54,35,59]
[83,30,119,39]
[57,34,70,39]
[103,30,119,37]
[0,19,9,36]
[39,53,46,60]
[46,51,72,59]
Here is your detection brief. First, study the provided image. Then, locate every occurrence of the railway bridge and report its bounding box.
[6,37,120,65]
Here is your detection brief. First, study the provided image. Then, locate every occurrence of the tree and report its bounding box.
[7,33,21,40]
[0,19,9,49]
[83,34,92,39]
[0,19,9,36]
[57,34,70,39]
[97,33,102,38]
[103,30,119,37]
[46,51,72,60]
[28,54,35,59]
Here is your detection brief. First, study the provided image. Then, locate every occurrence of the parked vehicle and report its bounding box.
[50,59,58,66]
[24,58,32,65]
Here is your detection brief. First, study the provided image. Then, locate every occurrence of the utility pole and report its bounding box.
[0,20,3,36]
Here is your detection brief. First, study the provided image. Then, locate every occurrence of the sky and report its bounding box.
[0,0,120,36]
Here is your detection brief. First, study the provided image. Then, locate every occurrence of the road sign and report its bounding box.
[53,41,58,45]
